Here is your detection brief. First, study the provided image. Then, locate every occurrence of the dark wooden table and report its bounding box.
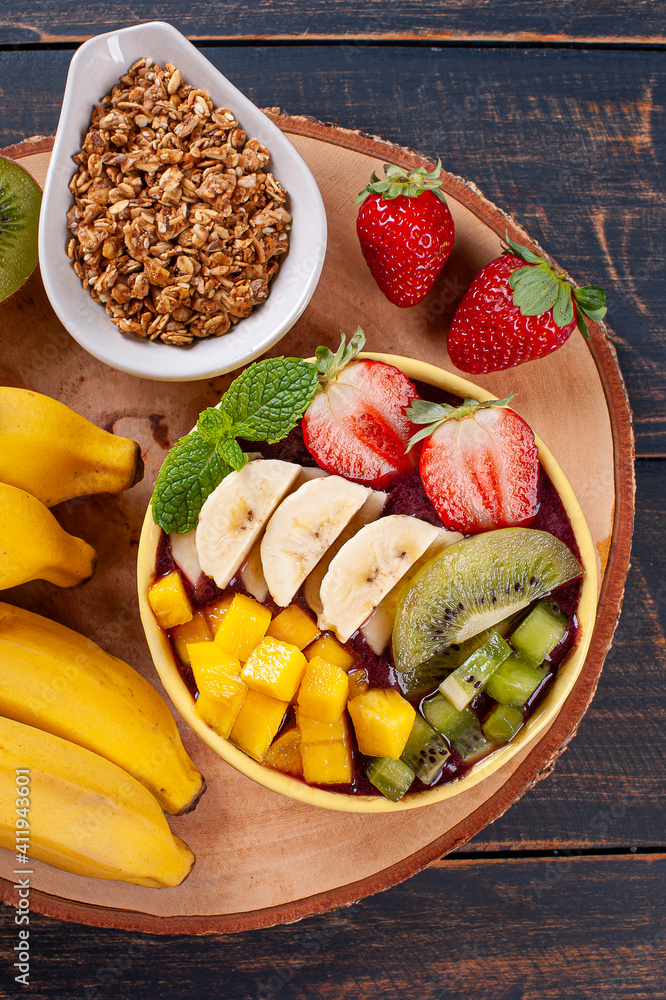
[1,5,664,997]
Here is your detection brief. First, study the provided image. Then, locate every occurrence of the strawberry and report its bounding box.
[447,236,607,373]
[302,328,419,487]
[407,395,539,534]
[355,162,455,307]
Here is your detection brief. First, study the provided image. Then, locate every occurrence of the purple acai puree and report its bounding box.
[152,376,584,796]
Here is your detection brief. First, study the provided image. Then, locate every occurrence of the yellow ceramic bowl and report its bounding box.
[138,356,598,813]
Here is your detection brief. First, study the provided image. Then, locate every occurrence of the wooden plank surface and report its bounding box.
[1,1,665,45]
[1,855,664,998]
[0,45,663,456]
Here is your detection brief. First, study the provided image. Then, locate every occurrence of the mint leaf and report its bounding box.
[224,357,318,442]
[151,432,232,533]
[217,437,248,471]
[197,407,232,443]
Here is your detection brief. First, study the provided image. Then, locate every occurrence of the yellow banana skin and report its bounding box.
[0,387,143,507]
[0,483,96,589]
[0,716,194,887]
[0,603,205,815]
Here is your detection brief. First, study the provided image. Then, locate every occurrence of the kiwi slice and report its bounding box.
[0,156,41,303]
[364,757,415,802]
[392,528,582,689]
[400,713,451,784]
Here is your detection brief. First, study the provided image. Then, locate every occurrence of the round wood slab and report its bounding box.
[0,121,634,934]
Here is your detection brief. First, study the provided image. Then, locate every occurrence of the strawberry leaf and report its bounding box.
[315,328,366,382]
[406,399,455,424]
[511,265,560,316]
[406,395,514,450]
[504,234,545,266]
[574,285,607,321]
[355,160,448,203]
[553,282,575,327]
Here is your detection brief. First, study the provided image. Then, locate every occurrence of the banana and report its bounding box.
[360,527,464,654]
[318,515,442,642]
[0,602,204,815]
[261,476,372,607]
[0,483,96,589]
[196,459,301,589]
[0,716,194,887]
[0,387,143,507]
[237,466,328,602]
[303,488,387,617]
[169,528,202,589]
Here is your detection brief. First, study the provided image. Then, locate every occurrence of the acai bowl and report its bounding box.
[137,341,597,813]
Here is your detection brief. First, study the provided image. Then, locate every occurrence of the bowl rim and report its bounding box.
[137,355,598,813]
[38,20,327,382]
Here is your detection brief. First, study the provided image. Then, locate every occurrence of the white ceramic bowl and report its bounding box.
[39,21,327,381]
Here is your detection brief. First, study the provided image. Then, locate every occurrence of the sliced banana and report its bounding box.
[239,465,329,602]
[169,529,202,588]
[360,526,463,654]
[318,515,442,642]
[261,476,372,607]
[304,489,387,617]
[196,459,301,589]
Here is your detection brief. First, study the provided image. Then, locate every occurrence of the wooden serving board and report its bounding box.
[0,120,633,934]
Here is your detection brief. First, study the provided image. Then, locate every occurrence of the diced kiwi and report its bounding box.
[395,611,521,699]
[422,694,489,761]
[0,156,41,302]
[401,713,451,785]
[364,757,415,802]
[392,528,582,692]
[510,599,568,666]
[484,654,547,706]
[483,704,525,744]
[438,633,512,710]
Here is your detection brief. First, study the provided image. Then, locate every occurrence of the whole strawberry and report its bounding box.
[356,162,455,307]
[302,328,419,487]
[407,395,539,534]
[447,236,606,373]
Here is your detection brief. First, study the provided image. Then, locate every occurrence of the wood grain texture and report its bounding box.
[0,45,663,454]
[1,1,665,44]
[1,855,665,998]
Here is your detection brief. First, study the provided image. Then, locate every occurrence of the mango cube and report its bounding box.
[297,656,349,724]
[171,610,212,666]
[230,688,288,761]
[204,595,233,635]
[214,593,271,661]
[148,570,193,629]
[194,686,247,740]
[296,707,348,744]
[241,636,308,702]
[264,727,303,777]
[348,688,416,759]
[304,633,355,671]
[347,666,370,701]
[266,605,320,650]
[301,741,353,785]
[189,643,242,701]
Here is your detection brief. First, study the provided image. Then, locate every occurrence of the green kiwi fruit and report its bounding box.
[0,156,42,303]
[392,528,582,689]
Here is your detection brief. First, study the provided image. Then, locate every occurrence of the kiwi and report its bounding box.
[392,528,582,688]
[0,156,42,303]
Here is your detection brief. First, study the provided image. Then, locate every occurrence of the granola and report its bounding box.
[66,59,291,346]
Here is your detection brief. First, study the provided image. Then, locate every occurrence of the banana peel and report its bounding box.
[0,602,205,815]
[0,483,96,589]
[0,716,194,887]
[0,387,143,507]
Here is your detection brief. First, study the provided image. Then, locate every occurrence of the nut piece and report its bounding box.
[67,59,291,345]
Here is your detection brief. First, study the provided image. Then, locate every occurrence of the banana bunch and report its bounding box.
[0,603,204,814]
[0,716,194,887]
[0,387,143,590]
[0,603,203,886]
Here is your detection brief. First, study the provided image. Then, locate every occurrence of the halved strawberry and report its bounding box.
[302,329,419,487]
[407,395,539,534]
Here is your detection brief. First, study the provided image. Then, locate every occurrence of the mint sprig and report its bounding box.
[151,357,319,534]
[503,234,607,339]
